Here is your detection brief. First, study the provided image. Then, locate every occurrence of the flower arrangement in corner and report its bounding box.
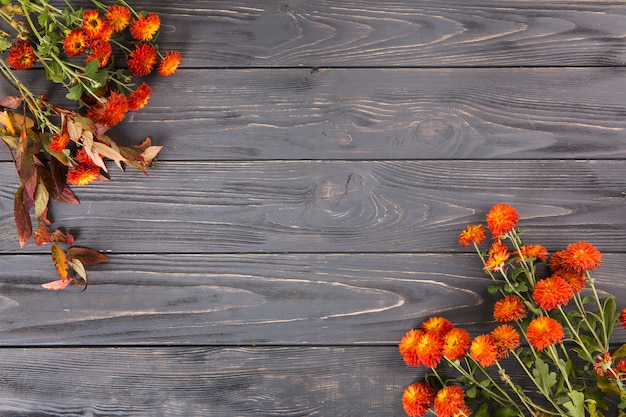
[399,204,626,417]
[0,0,181,289]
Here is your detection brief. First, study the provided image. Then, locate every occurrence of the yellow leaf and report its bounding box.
[51,243,68,280]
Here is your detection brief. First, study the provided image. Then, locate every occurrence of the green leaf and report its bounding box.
[83,59,100,78]
[532,358,557,396]
[494,407,519,417]
[474,403,490,417]
[612,343,626,359]
[487,283,500,295]
[66,84,84,101]
[38,10,49,27]
[563,391,585,417]
[0,36,10,52]
[597,374,621,396]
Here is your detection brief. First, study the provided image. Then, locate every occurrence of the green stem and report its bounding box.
[511,350,565,415]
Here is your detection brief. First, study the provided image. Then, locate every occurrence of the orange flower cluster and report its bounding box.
[400,204,624,416]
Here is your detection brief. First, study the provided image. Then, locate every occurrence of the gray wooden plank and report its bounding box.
[72,0,626,67]
[0,346,409,416]
[4,68,626,161]
[0,253,623,345]
[1,160,625,254]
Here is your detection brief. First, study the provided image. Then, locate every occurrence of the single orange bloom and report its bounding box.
[105,4,131,33]
[402,382,434,417]
[556,269,587,293]
[549,250,567,272]
[434,386,471,417]
[7,41,37,70]
[158,50,182,76]
[128,82,152,111]
[515,244,548,262]
[615,358,626,377]
[532,275,574,311]
[493,294,527,323]
[399,329,423,367]
[421,317,454,338]
[620,308,626,330]
[82,10,107,39]
[130,12,160,41]
[594,352,614,377]
[128,43,158,76]
[415,331,444,368]
[484,243,510,272]
[443,327,471,361]
[85,39,112,68]
[470,334,499,367]
[50,130,70,152]
[75,148,96,166]
[486,204,520,237]
[561,241,602,273]
[67,163,100,186]
[63,29,88,57]
[526,317,564,351]
[458,224,486,247]
[87,91,129,126]
[490,324,521,359]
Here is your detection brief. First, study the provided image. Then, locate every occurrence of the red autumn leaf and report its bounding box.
[50,230,75,245]
[41,278,73,291]
[16,144,37,201]
[13,186,32,247]
[51,243,68,280]
[34,221,51,246]
[66,247,109,266]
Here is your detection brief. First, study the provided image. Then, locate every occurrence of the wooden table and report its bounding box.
[1,1,626,415]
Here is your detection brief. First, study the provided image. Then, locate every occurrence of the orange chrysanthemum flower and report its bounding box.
[443,327,471,361]
[557,269,587,293]
[470,334,499,367]
[130,12,160,41]
[594,352,614,377]
[526,316,564,351]
[128,43,158,76]
[620,308,626,330]
[561,241,602,273]
[484,243,510,272]
[82,10,107,39]
[399,329,423,367]
[421,317,454,338]
[128,82,152,111]
[490,324,521,359]
[402,382,435,417]
[75,148,96,166]
[549,250,567,272]
[493,294,527,323]
[158,50,182,76]
[434,386,471,417]
[85,39,112,68]
[87,91,129,126]
[50,130,70,152]
[63,29,88,57]
[486,203,520,237]
[415,331,444,368]
[67,163,100,186]
[105,5,131,33]
[7,41,37,70]
[458,224,486,247]
[515,244,548,262]
[532,275,574,311]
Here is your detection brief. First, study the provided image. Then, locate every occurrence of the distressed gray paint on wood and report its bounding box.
[0,253,624,346]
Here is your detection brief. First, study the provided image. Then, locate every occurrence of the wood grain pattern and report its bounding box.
[2,160,625,253]
[87,0,626,67]
[0,253,623,345]
[5,67,626,161]
[0,346,410,416]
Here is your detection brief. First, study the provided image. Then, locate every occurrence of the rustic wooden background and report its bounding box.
[1,0,626,415]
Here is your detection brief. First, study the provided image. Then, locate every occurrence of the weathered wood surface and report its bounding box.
[5,67,626,161]
[84,0,626,68]
[0,253,624,346]
[1,0,626,415]
[2,160,625,253]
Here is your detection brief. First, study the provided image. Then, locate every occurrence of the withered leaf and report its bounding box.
[13,185,32,247]
[41,278,73,291]
[66,247,109,266]
[0,96,22,109]
[34,220,51,246]
[34,177,50,219]
[51,243,68,280]
[50,230,74,245]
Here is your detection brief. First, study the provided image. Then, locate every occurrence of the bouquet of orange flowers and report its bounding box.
[399,204,626,417]
[0,0,181,289]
